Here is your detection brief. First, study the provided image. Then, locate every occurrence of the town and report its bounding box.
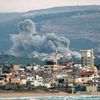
[0,49,100,93]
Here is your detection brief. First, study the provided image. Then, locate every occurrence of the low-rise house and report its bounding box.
[66,77,74,87]
[86,86,97,92]
[33,65,39,72]
[0,73,14,82]
[11,64,20,74]
[27,75,43,87]
[43,78,57,88]
[10,77,20,84]
[27,76,35,82]
[92,77,100,86]
[18,68,25,75]
[0,77,7,86]
[75,71,99,85]
[20,78,27,85]
[40,64,60,73]
[10,77,27,85]
[12,64,20,71]
[43,83,52,88]
[73,64,82,77]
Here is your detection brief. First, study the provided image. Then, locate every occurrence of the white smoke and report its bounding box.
[9,19,80,59]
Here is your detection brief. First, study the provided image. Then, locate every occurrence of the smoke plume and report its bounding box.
[9,19,80,58]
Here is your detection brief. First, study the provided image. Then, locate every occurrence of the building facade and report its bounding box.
[80,49,94,67]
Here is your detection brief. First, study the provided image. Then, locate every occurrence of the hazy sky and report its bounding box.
[0,0,100,12]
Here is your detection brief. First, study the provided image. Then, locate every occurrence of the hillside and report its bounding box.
[0,5,100,59]
[0,53,43,65]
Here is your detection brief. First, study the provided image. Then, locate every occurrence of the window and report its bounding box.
[82,75,84,77]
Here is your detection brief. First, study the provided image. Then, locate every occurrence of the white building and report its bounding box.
[27,75,43,86]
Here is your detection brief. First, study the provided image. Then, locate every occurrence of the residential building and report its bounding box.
[80,49,94,67]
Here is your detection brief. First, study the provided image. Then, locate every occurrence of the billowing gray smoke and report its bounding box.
[9,19,80,58]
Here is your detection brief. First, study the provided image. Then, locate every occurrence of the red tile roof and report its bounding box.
[80,72,94,76]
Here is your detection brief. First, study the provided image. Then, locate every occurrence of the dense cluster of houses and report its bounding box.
[0,49,100,93]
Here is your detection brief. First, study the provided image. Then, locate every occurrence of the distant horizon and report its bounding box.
[0,0,100,12]
[0,5,100,13]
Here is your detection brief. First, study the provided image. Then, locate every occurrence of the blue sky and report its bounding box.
[0,0,100,12]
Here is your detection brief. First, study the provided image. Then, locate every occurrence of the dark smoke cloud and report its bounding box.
[9,19,80,58]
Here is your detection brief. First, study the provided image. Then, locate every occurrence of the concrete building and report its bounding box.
[40,64,60,73]
[13,64,20,71]
[75,71,99,85]
[0,77,6,86]
[11,64,20,74]
[92,77,100,86]
[73,64,82,77]
[27,75,43,87]
[27,76,35,82]
[80,49,94,67]
[86,86,97,92]
[10,77,26,85]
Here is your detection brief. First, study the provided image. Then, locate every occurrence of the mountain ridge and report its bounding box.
[0,5,100,58]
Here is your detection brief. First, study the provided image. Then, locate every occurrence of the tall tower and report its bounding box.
[53,50,58,64]
[80,49,94,67]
